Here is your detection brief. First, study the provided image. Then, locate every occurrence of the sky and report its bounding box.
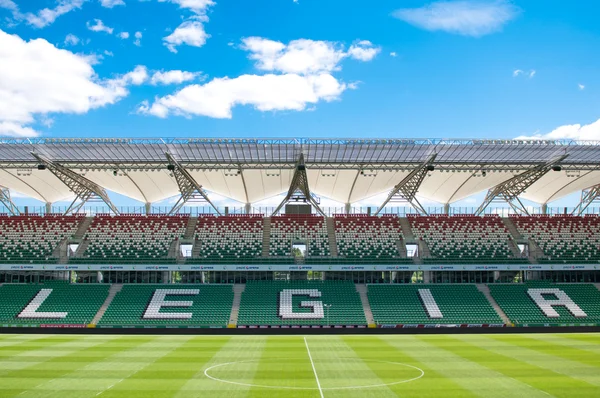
[1,0,599,209]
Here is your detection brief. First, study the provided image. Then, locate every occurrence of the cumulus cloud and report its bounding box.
[118,31,130,39]
[578,83,585,90]
[516,119,600,141]
[64,33,80,46]
[390,51,397,57]
[100,0,125,7]
[241,37,380,75]
[87,19,114,34]
[138,73,347,119]
[24,0,85,28]
[513,68,535,78]
[0,0,18,13]
[393,0,519,37]
[150,70,200,85]
[163,20,208,52]
[0,29,145,137]
[159,0,214,15]
[134,31,142,46]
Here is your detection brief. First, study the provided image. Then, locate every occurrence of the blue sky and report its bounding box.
[1,0,599,141]
[1,0,599,210]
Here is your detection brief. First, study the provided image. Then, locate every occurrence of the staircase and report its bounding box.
[355,284,375,326]
[398,217,416,242]
[72,239,90,259]
[53,238,69,264]
[326,217,338,257]
[91,284,123,325]
[262,217,271,257]
[506,238,522,258]
[528,238,545,264]
[594,284,600,292]
[477,284,511,325]
[169,240,181,263]
[183,217,198,239]
[501,217,524,241]
[73,216,94,240]
[228,284,245,328]
[396,240,408,258]
[191,240,202,258]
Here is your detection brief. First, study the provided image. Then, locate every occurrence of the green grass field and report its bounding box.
[1,333,600,397]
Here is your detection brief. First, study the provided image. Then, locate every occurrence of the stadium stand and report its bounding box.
[0,281,108,325]
[408,214,527,264]
[97,284,233,326]
[368,284,503,325]
[0,214,83,264]
[237,281,366,325]
[269,215,330,261]
[510,215,600,263]
[488,282,600,325]
[187,215,264,264]
[75,214,188,264]
[332,215,413,264]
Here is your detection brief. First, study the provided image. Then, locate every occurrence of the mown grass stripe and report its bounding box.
[524,334,600,359]
[479,334,600,387]
[383,334,551,398]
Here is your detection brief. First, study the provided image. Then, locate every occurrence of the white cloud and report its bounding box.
[100,0,125,8]
[512,69,522,77]
[87,19,114,34]
[347,40,380,61]
[393,0,519,37]
[118,31,130,39]
[158,0,214,15]
[516,119,600,141]
[0,0,18,13]
[0,121,38,137]
[134,31,142,46]
[24,0,85,28]
[390,51,397,57]
[529,69,536,78]
[64,33,80,46]
[138,73,347,119]
[513,68,535,78]
[241,37,379,75]
[578,83,585,90]
[104,50,114,56]
[150,70,200,85]
[163,20,208,52]
[0,29,145,137]
[112,65,148,86]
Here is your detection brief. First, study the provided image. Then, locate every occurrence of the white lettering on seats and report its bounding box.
[279,289,324,319]
[18,289,68,319]
[143,289,200,319]
[527,288,587,318]
[418,289,443,319]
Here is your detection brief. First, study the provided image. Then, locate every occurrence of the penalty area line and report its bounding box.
[304,336,324,398]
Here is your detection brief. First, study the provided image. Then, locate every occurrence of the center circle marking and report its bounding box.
[204,358,425,390]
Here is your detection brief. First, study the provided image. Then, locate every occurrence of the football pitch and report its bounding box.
[1,333,600,397]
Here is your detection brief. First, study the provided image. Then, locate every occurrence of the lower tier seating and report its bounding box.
[0,282,108,325]
[368,284,502,325]
[237,281,366,325]
[488,282,600,325]
[98,284,233,326]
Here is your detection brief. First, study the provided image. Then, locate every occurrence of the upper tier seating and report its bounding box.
[237,281,366,325]
[187,215,263,264]
[0,214,83,264]
[408,214,527,264]
[98,284,233,326]
[0,281,108,325]
[76,214,187,264]
[510,215,600,263]
[488,282,600,325]
[333,215,413,264]
[269,215,330,259]
[368,284,502,325]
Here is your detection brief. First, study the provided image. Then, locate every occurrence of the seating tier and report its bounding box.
[269,215,330,258]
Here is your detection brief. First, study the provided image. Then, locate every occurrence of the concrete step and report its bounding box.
[355,284,375,326]
[73,217,94,240]
[501,217,524,241]
[398,217,416,242]
[228,284,246,327]
[477,284,511,325]
[91,284,123,325]
[262,217,271,257]
[594,284,600,292]
[326,217,338,257]
[183,217,198,239]
[72,239,90,259]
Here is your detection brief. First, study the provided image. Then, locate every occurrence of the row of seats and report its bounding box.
[269,215,330,258]
[0,282,599,326]
[511,215,600,263]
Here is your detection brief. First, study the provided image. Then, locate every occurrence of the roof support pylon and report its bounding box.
[0,186,20,215]
[572,185,600,216]
[165,153,222,215]
[374,153,437,216]
[31,153,119,215]
[475,155,568,216]
[271,153,325,216]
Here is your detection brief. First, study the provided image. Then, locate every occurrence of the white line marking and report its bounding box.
[304,337,325,398]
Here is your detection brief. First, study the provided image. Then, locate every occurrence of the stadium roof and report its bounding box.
[1,137,600,207]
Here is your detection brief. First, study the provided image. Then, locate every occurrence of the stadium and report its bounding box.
[0,138,600,396]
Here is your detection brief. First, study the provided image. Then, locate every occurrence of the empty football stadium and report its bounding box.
[2,138,600,396]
